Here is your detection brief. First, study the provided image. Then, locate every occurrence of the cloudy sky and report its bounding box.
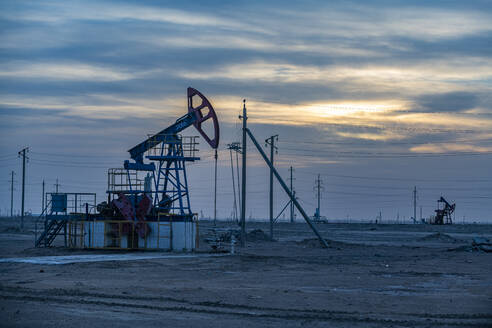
[1,0,491,223]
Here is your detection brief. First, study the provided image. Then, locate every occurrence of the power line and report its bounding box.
[280,147,492,158]
[278,138,492,146]
[296,171,492,183]
[30,151,123,158]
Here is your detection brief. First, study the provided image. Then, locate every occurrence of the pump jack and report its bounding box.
[433,196,455,225]
[106,88,220,235]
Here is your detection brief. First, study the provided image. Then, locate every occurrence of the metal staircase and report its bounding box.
[35,219,65,247]
[34,197,67,247]
[34,192,97,248]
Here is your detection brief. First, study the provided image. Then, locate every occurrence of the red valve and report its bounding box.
[187,87,220,149]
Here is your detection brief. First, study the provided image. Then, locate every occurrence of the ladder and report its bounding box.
[157,212,173,250]
[35,219,65,247]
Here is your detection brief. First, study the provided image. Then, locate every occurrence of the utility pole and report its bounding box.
[213,149,218,226]
[227,142,242,223]
[18,147,28,230]
[239,99,247,246]
[245,128,329,248]
[314,174,323,220]
[236,149,241,212]
[9,171,15,218]
[42,180,45,213]
[228,145,237,222]
[289,166,295,223]
[265,135,278,241]
[413,186,417,223]
[55,178,60,193]
[420,206,422,221]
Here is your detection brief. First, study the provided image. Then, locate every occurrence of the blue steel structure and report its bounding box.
[119,87,220,220]
[35,88,219,248]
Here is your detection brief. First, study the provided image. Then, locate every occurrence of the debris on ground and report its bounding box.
[1,227,21,233]
[203,228,239,251]
[418,232,462,243]
[296,238,350,249]
[448,237,492,252]
[246,229,271,242]
[204,228,273,251]
[472,237,492,252]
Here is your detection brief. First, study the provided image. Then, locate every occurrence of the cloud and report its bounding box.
[0,62,145,81]
[1,0,492,220]
[410,143,492,153]
[256,5,492,41]
[177,58,492,97]
[413,92,480,113]
[3,1,268,33]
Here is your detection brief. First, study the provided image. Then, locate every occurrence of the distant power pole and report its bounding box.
[265,135,278,241]
[227,142,242,223]
[289,166,295,223]
[42,179,45,213]
[18,147,29,230]
[9,171,15,217]
[228,145,237,222]
[420,206,422,221]
[314,174,323,220]
[413,186,417,223]
[55,178,60,193]
[235,148,241,213]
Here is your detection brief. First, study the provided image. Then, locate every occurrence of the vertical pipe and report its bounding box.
[269,136,274,241]
[214,149,218,226]
[317,174,321,220]
[290,167,293,223]
[236,150,241,212]
[10,171,14,218]
[240,100,247,246]
[229,147,238,223]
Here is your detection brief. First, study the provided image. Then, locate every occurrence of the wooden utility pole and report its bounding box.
[18,147,28,230]
[55,179,60,193]
[413,186,417,223]
[289,166,295,223]
[314,174,323,220]
[9,171,15,217]
[265,135,278,241]
[42,179,45,213]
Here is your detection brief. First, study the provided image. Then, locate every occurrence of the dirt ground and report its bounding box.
[0,216,491,327]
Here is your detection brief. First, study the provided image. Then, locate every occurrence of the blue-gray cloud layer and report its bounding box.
[0,0,491,221]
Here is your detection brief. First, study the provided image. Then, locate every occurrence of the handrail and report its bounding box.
[34,199,52,245]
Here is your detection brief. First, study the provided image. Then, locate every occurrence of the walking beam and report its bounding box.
[245,128,329,248]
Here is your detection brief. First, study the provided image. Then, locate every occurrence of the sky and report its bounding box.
[0,0,491,223]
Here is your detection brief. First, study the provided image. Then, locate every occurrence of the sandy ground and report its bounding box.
[0,216,491,327]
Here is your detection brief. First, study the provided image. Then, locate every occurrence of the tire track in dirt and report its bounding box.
[1,287,490,327]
